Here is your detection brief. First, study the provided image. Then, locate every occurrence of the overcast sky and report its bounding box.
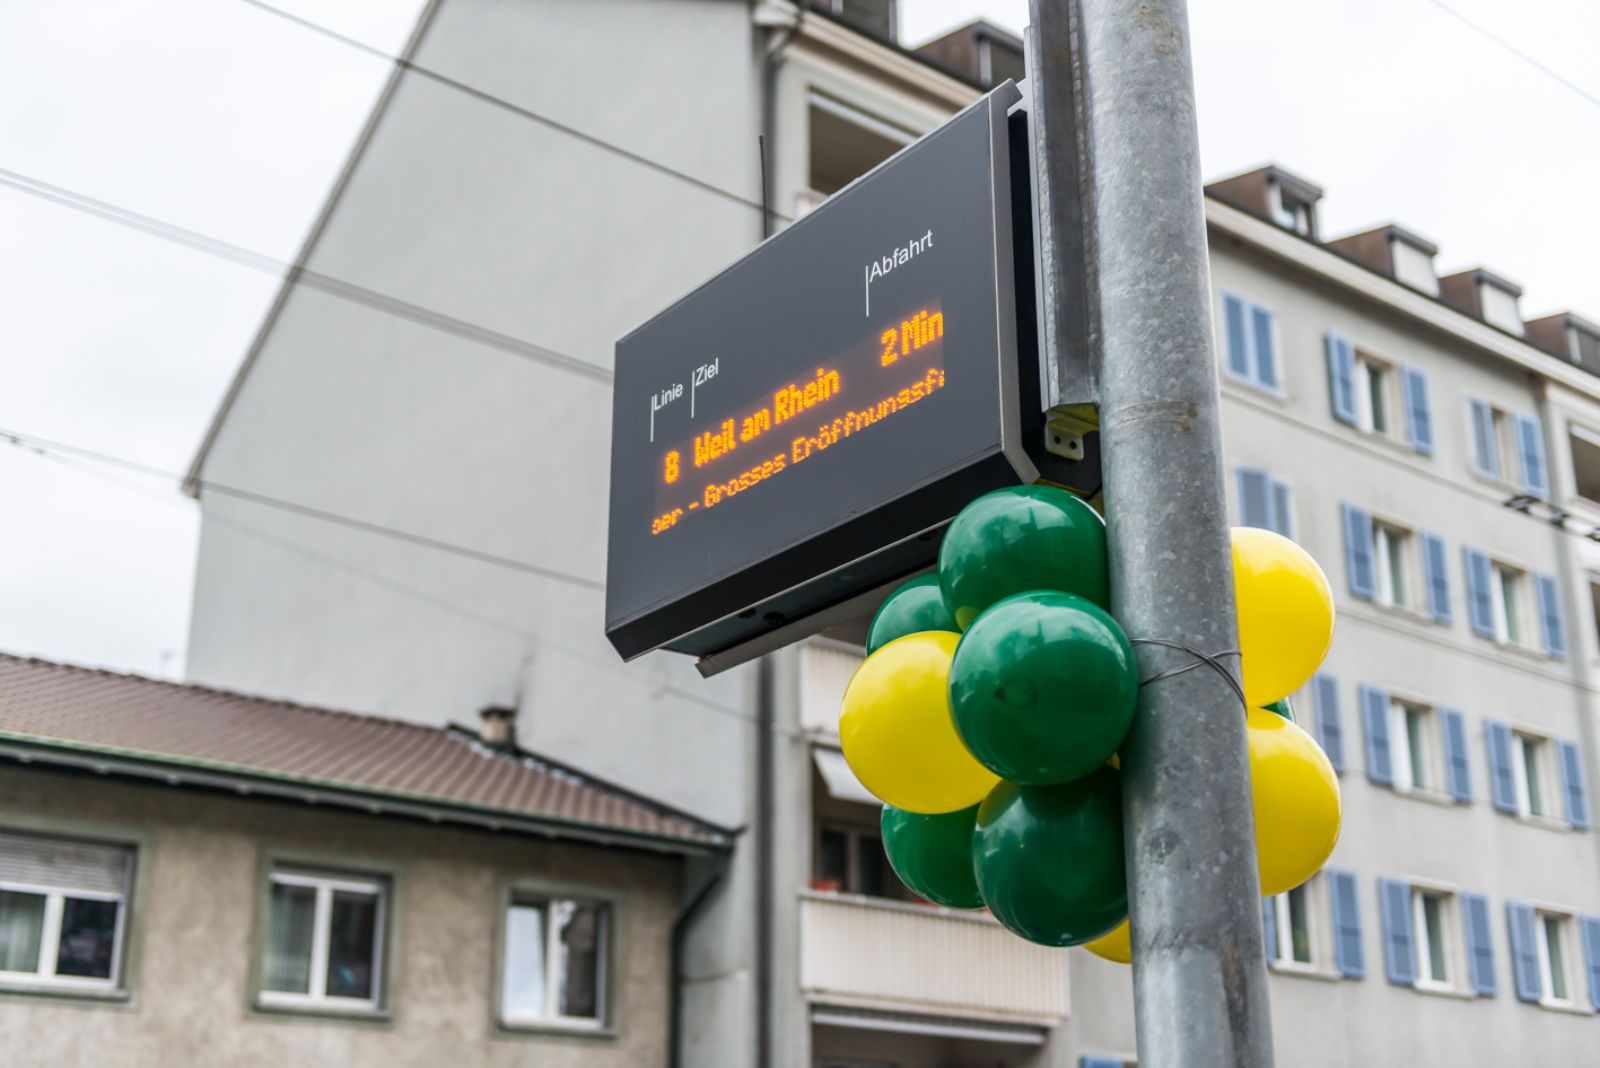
[1,0,1595,679]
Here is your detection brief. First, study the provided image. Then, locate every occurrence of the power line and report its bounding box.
[3,431,766,727]
[0,168,613,386]
[232,0,788,221]
[1418,0,1600,110]
[0,427,603,591]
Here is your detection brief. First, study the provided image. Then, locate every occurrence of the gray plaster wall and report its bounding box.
[0,767,683,1067]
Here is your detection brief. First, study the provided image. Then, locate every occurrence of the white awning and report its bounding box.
[812,747,878,806]
[811,1004,1047,1046]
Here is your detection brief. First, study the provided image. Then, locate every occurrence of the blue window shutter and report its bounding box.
[1421,533,1452,624]
[1312,674,1345,773]
[1342,504,1376,600]
[1463,547,1494,638]
[1326,331,1358,424]
[1485,720,1517,813]
[1262,897,1278,961]
[1360,685,1392,785]
[1507,902,1542,1002]
[1468,399,1500,478]
[1237,468,1272,529]
[1270,479,1294,539]
[1462,893,1497,996]
[1515,413,1549,497]
[1081,1057,1125,1068]
[1442,708,1472,802]
[1402,367,1433,454]
[1223,295,1250,378]
[1580,916,1600,1011]
[1251,305,1277,388]
[1329,869,1364,978]
[1535,573,1567,659]
[1557,739,1590,829]
[1378,878,1416,985]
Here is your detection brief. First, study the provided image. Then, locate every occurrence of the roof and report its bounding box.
[0,653,730,854]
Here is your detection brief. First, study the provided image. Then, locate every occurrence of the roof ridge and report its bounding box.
[0,651,443,736]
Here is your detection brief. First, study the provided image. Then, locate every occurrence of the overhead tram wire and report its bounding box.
[230,0,791,223]
[4,433,766,729]
[1418,0,1600,111]
[0,427,602,592]
[0,168,612,386]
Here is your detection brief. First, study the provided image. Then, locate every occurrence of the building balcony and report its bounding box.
[798,889,1069,1028]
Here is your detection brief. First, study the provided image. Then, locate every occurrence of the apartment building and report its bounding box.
[165,1,1597,1065]
[0,653,728,1066]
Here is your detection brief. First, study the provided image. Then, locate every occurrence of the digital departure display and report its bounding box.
[605,82,1097,663]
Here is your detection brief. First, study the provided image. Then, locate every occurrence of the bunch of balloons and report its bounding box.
[838,485,1341,960]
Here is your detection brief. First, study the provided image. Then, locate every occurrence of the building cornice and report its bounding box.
[1206,198,1598,400]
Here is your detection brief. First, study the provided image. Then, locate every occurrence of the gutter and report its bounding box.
[0,734,733,858]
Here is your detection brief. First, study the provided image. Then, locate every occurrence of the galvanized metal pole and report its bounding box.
[1028,1,1275,1064]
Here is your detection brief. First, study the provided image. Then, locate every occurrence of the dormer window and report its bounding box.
[1390,238,1439,297]
[1269,183,1316,238]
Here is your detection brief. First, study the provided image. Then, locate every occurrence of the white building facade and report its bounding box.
[181,2,1600,1065]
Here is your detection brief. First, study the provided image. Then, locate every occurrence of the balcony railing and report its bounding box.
[800,640,865,736]
[799,890,1069,1025]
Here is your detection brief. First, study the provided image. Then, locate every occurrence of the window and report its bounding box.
[1590,580,1600,657]
[1372,522,1412,609]
[1490,563,1528,646]
[1469,400,1548,496]
[1267,882,1317,967]
[1268,183,1316,237]
[1221,293,1279,392]
[805,93,912,210]
[1535,911,1576,1007]
[1353,355,1394,436]
[1389,702,1438,794]
[259,869,385,1011]
[1570,429,1600,505]
[0,832,132,992]
[1512,732,1552,819]
[814,824,902,899]
[1412,889,1455,988]
[501,897,610,1029]
[1235,468,1293,538]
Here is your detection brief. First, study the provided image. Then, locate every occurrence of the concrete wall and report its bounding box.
[0,767,683,1068]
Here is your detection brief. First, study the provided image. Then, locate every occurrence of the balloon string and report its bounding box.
[1128,638,1248,712]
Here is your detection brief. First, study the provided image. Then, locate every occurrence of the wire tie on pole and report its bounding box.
[1128,638,1248,712]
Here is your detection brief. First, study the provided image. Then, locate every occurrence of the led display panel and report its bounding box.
[605,83,1097,661]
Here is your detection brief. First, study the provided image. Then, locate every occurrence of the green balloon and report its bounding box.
[949,591,1137,785]
[938,485,1109,629]
[867,574,959,653]
[973,769,1127,947]
[1265,697,1296,723]
[880,804,984,909]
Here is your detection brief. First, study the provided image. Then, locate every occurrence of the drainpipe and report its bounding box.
[758,1,803,240]
[1533,383,1600,871]
[669,850,731,1068]
[755,10,801,1064]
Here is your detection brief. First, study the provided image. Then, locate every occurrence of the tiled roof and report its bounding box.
[0,653,728,852]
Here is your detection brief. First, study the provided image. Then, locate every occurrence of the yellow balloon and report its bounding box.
[1083,917,1131,964]
[839,631,1000,814]
[1233,527,1334,707]
[1249,706,1341,896]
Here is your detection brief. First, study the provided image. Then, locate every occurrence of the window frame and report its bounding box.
[1370,519,1415,611]
[1566,424,1600,508]
[1510,729,1555,821]
[0,831,135,996]
[1534,908,1578,1008]
[1352,351,1397,439]
[1408,883,1465,994]
[813,821,895,898]
[495,877,622,1037]
[500,897,612,1032]
[1488,559,1531,648]
[255,868,388,1015]
[1388,700,1442,797]
[1267,878,1328,975]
